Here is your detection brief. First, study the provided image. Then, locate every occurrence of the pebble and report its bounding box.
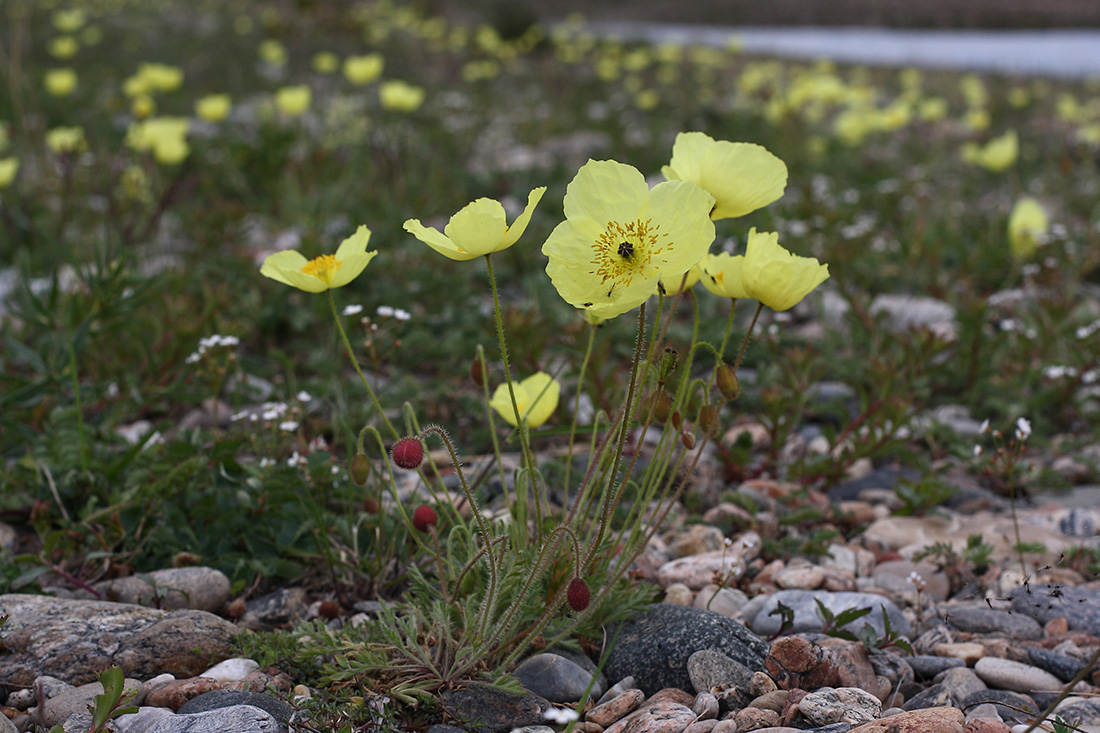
[931,643,986,664]
[665,583,696,605]
[957,690,1038,724]
[668,525,728,558]
[872,561,950,600]
[687,649,755,695]
[92,567,231,613]
[973,657,1065,694]
[145,704,281,732]
[938,667,988,704]
[693,585,750,617]
[199,658,259,683]
[513,653,602,703]
[728,706,780,730]
[799,687,882,726]
[1053,697,1100,726]
[602,701,695,733]
[848,706,965,733]
[943,603,1043,640]
[745,590,909,638]
[657,550,748,590]
[176,689,296,725]
[43,678,145,727]
[907,655,966,679]
[775,566,826,590]
[587,689,644,727]
[692,691,719,719]
[1010,585,1100,636]
[144,678,224,710]
[1026,647,1086,683]
[596,677,637,706]
[765,636,839,691]
[439,684,549,732]
[964,720,1012,733]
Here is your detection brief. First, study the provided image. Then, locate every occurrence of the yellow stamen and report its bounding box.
[301,254,342,284]
[591,218,663,290]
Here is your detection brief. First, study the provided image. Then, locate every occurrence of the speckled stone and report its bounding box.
[602,702,695,733]
[973,657,1064,694]
[848,706,964,733]
[908,656,966,680]
[800,687,882,727]
[587,689,644,727]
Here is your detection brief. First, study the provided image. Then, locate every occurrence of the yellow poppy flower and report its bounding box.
[0,157,18,188]
[379,80,425,112]
[260,226,376,292]
[312,52,339,74]
[700,252,749,299]
[661,131,787,220]
[542,159,715,320]
[343,54,384,85]
[195,94,231,122]
[490,372,560,428]
[45,126,85,154]
[126,117,190,165]
[657,263,704,296]
[404,188,546,261]
[963,130,1017,172]
[44,68,78,97]
[741,229,829,311]
[275,85,311,117]
[1008,198,1048,260]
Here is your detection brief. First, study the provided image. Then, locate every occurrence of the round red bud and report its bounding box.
[567,578,591,612]
[392,437,425,470]
[412,505,437,532]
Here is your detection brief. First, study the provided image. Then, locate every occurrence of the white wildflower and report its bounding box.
[342,304,364,316]
[1015,417,1032,441]
[287,451,306,467]
[259,457,276,468]
[297,390,313,402]
[393,308,411,321]
[973,444,983,457]
[979,418,990,433]
[376,305,395,317]
[279,420,299,432]
[542,707,580,724]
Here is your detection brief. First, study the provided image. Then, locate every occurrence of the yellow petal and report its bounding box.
[742,229,829,311]
[1008,198,1048,260]
[647,180,715,274]
[563,159,649,239]
[444,198,509,256]
[501,187,547,248]
[701,253,748,299]
[404,219,474,261]
[666,132,788,219]
[260,250,327,292]
[490,373,560,428]
[330,226,377,288]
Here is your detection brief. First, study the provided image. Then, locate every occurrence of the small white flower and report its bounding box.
[342,304,363,316]
[259,457,276,468]
[907,571,925,590]
[231,410,251,422]
[973,444,983,457]
[393,308,411,321]
[279,420,299,432]
[297,390,313,402]
[185,352,202,364]
[1015,417,1032,441]
[287,451,307,467]
[979,418,990,434]
[1021,263,1041,277]
[542,707,580,724]
[376,305,395,317]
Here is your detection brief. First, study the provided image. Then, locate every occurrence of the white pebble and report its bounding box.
[201,657,259,682]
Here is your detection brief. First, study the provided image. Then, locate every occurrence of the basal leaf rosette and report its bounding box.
[405,187,546,261]
[741,228,830,311]
[542,159,715,320]
[662,131,788,220]
[260,226,376,292]
[490,372,561,428]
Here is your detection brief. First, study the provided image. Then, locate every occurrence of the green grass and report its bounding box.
[2,0,1100,726]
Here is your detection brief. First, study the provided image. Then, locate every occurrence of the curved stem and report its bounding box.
[327,290,397,439]
[732,302,765,374]
[564,322,597,507]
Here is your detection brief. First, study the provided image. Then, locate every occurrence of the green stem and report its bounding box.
[717,298,738,363]
[732,302,765,373]
[484,254,543,537]
[564,322,597,507]
[327,290,397,439]
[67,330,89,473]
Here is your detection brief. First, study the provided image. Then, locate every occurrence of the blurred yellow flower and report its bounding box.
[490,372,560,428]
[261,226,376,293]
[700,252,749,299]
[542,159,715,320]
[0,157,18,188]
[343,53,384,85]
[123,63,184,96]
[196,94,231,122]
[1008,198,1048,260]
[46,126,85,154]
[48,36,79,59]
[740,229,829,311]
[661,131,787,220]
[275,85,311,116]
[404,188,546,261]
[917,97,948,122]
[312,52,339,74]
[126,117,190,165]
[258,39,287,66]
[131,94,156,119]
[52,9,87,32]
[963,130,1017,172]
[45,68,78,96]
[379,80,425,111]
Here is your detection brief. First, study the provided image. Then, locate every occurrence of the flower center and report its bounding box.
[592,219,663,294]
[301,254,342,284]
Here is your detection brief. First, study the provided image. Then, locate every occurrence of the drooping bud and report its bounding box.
[650,390,673,424]
[350,452,370,485]
[671,410,683,430]
[567,577,591,612]
[392,437,425,470]
[412,505,437,532]
[716,363,740,401]
[680,431,696,450]
[698,404,720,437]
[656,347,678,385]
[470,357,486,387]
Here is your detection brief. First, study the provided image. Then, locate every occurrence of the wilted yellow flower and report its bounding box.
[46,126,85,154]
[275,85,311,116]
[258,39,287,66]
[740,229,829,311]
[1008,198,1048,260]
[312,52,339,73]
[0,157,18,188]
[196,94,231,122]
[261,226,376,293]
[48,36,79,59]
[343,53,384,85]
[126,117,190,164]
[700,252,748,299]
[379,80,425,112]
[52,9,87,32]
[662,131,787,220]
[542,159,715,320]
[963,130,1017,172]
[404,188,546,261]
[45,68,78,96]
[490,372,560,428]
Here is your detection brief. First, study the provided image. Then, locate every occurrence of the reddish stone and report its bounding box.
[647,688,696,707]
[143,677,223,710]
[849,706,964,733]
[765,637,839,690]
[965,719,1012,733]
[587,688,644,727]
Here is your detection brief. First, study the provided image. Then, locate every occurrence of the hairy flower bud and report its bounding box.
[716,363,740,401]
[392,437,425,469]
[698,404,720,437]
[412,505,437,532]
[680,431,696,450]
[350,452,370,486]
[656,347,678,385]
[567,578,590,612]
[650,390,673,423]
[470,357,486,388]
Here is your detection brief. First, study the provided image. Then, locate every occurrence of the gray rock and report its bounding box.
[687,649,755,695]
[439,684,549,733]
[43,678,145,727]
[114,707,174,733]
[804,724,854,733]
[176,690,295,725]
[0,521,16,553]
[828,466,920,502]
[1054,698,1100,726]
[241,587,309,630]
[974,656,1065,694]
[595,676,637,707]
[603,604,769,696]
[512,653,601,703]
[959,689,1038,723]
[942,602,1043,640]
[1010,584,1100,635]
[1027,647,1087,683]
[0,713,15,733]
[906,655,965,679]
[901,682,952,711]
[938,667,988,703]
[0,594,240,686]
[59,711,119,732]
[799,687,881,726]
[146,704,281,732]
[747,590,910,638]
[92,568,230,613]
